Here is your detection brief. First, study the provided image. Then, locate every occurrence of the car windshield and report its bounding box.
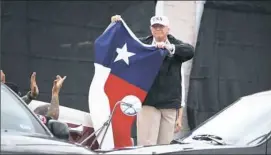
[182,91,271,146]
[1,84,50,136]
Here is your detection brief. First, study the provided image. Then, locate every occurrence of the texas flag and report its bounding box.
[88,19,167,150]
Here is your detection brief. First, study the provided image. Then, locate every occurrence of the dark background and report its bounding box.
[1,1,156,112]
[187,1,271,130]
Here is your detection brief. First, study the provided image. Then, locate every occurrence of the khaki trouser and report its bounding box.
[137,105,177,146]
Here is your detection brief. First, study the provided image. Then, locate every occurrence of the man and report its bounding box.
[111,15,194,145]
[1,70,66,125]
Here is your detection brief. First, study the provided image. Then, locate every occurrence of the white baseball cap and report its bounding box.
[150,15,169,26]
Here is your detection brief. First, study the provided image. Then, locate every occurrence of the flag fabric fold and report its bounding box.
[88,19,167,149]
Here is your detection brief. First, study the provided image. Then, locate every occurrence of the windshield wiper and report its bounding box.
[192,134,227,145]
[170,139,189,144]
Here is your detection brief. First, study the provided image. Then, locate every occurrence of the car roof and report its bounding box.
[241,90,271,100]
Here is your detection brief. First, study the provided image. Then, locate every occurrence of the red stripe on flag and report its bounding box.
[104,73,147,148]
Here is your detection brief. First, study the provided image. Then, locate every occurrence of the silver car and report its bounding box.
[102,90,271,154]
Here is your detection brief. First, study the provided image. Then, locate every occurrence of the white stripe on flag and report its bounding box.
[88,63,114,149]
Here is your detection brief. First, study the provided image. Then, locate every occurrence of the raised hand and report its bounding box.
[52,75,67,95]
[30,72,39,99]
[111,15,122,23]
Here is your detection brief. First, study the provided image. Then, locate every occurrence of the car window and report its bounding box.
[182,91,271,146]
[1,84,49,136]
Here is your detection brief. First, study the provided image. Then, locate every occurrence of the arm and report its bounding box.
[23,72,39,105]
[33,94,60,120]
[45,75,66,120]
[46,93,60,120]
[174,41,194,62]
[22,91,34,105]
[33,75,66,120]
[177,107,183,120]
[174,107,183,133]
[167,36,195,62]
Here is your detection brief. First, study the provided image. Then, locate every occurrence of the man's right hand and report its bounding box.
[111,15,122,23]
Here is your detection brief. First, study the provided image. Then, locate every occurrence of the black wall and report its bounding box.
[187,1,271,129]
[1,1,156,112]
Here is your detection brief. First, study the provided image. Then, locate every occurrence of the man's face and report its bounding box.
[150,24,169,41]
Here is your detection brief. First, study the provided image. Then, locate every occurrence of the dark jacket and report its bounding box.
[139,34,194,109]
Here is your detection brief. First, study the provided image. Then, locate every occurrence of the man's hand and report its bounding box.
[156,42,166,48]
[52,75,66,96]
[174,117,182,133]
[111,15,122,23]
[30,72,39,98]
[165,44,174,52]
[1,70,6,83]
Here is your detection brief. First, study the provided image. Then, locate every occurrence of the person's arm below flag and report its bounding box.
[34,75,66,120]
[46,75,66,120]
[22,72,39,105]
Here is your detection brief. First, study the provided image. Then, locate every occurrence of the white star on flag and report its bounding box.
[114,43,135,65]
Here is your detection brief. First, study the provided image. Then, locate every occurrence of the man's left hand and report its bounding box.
[174,117,182,133]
